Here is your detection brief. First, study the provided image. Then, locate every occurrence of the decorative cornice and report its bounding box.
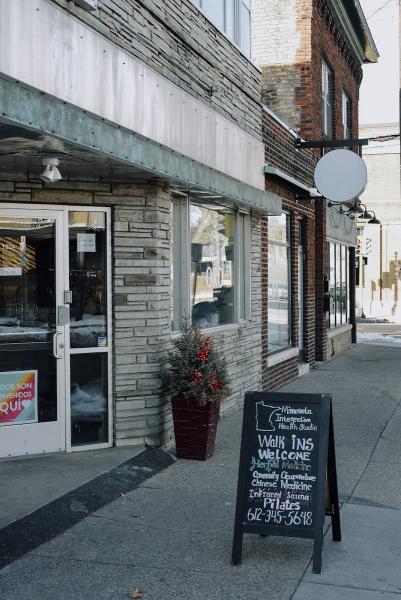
[328,0,378,65]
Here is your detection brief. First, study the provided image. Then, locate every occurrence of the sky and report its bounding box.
[359,0,399,125]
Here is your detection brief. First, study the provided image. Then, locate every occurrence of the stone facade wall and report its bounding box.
[112,183,173,447]
[326,327,352,360]
[0,174,263,446]
[49,0,262,139]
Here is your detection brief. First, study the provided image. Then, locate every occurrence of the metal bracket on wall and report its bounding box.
[295,138,369,157]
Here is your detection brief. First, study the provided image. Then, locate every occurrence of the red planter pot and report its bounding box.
[171,395,220,460]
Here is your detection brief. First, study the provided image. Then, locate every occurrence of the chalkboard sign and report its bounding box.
[232,392,341,573]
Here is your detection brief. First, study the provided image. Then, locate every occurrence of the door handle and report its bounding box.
[52,331,63,359]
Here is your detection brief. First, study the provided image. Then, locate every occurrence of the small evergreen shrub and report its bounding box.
[165,319,231,406]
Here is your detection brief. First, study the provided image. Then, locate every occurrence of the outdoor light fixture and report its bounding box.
[40,156,62,183]
[347,202,364,215]
[360,208,373,220]
[368,211,381,225]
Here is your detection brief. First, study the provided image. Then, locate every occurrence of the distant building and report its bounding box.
[357,123,401,321]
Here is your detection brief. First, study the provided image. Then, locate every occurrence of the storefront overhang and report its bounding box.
[0,0,281,215]
[264,164,320,197]
[0,78,281,215]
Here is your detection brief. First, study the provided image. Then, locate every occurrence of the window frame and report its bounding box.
[342,91,352,140]
[322,59,334,139]
[171,194,251,331]
[328,241,350,329]
[267,213,292,355]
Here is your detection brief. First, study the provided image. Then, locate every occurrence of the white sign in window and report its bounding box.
[77,233,96,253]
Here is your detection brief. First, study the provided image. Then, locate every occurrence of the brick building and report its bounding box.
[252,0,378,390]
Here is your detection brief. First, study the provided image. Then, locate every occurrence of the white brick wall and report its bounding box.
[251,0,301,67]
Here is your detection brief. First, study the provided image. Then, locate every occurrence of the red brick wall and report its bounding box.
[263,357,300,392]
[298,0,362,141]
[262,171,316,391]
[260,0,363,141]
[315,199,327,361]
[263,110,316,186]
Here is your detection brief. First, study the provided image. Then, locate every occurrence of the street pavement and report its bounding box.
[358,322,401,347]
[0,342,401,599]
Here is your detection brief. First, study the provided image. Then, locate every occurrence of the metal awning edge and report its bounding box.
[0,77,282,216]
[264,164,320,197]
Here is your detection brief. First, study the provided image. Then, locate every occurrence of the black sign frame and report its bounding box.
[232,392,341,574]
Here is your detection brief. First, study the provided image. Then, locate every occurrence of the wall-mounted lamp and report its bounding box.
[40,156,62,183]
[347,202,364,216]
[368,211,380,225]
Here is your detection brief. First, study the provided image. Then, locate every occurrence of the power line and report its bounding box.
[366,0,399,20]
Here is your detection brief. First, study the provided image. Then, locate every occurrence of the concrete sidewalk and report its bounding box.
[0,343,401,599]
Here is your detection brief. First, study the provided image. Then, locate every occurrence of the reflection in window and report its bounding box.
[329,244,336,328]
[268,214,291,354]
[328,242,349,328]
[342,91,351,139]
[336,244,342,325]
[341,246,347,322]
[240,0,251,58]
[201,0,224,28]
[191,0,251,57]
[190,204,235,329]
[322,60,333,138]
[69,212,107,348]
[71,353,108,445]
[0,217,58,423]
[0,218,56,341]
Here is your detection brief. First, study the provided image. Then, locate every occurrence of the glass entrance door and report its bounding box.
[0,210,66,457]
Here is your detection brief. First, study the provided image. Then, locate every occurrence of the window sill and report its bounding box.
[327,323,352,338]
[267,346,299,367]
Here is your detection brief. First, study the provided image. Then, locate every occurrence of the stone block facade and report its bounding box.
[0,172,264,446]
[50,0,262,139]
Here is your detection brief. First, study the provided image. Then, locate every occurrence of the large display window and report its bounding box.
[267,214,291,354]
[328,242,349,328]
[171,194,250,331]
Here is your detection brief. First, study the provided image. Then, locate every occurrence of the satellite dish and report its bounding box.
[314,149,367,202]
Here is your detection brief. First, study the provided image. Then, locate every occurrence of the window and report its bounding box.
[190,203,235,328]
[328,242,349,328]
[171,194,251,330]
[322,60,334,139]
[342,91,351,139]
[268,214,291,354]
[240,0,251,58]
[192,0,251,58]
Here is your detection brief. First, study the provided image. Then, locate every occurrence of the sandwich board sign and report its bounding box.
[232,392,341,573]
